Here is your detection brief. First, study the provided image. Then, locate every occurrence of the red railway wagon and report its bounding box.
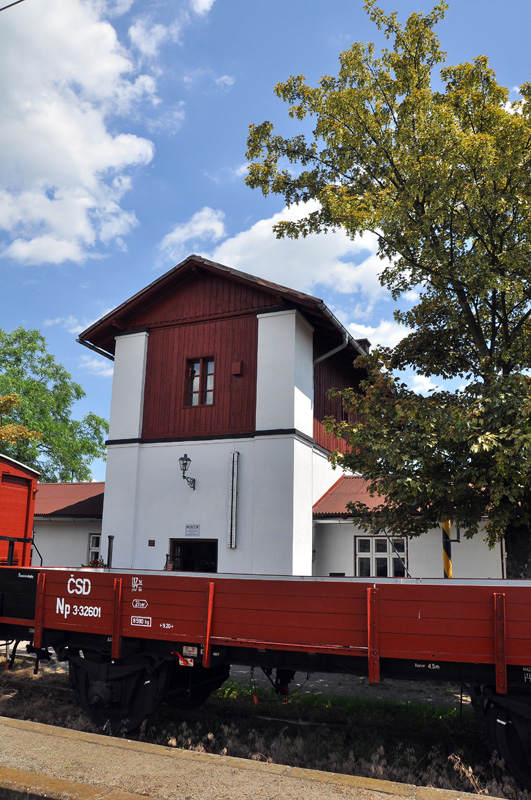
[2,566,531,788]
[0,455,38,567]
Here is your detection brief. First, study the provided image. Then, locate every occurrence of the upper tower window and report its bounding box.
[187,358,215,406]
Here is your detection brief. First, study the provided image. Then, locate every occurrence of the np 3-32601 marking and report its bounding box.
[56,597,101,619]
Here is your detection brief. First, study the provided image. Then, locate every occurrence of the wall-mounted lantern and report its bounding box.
[179,453,196,490]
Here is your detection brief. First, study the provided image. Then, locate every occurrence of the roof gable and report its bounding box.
[126,269,285,329]
[78,255,369,359]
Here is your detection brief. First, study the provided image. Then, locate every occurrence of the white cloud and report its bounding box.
[348,319,407,349]
[100,0,134,15]
[158,201,394,313]
[128,17,184,58]
[204,163,248,184]
[410,374,442,394]
[79,354,114,378]
[159,207,226,264]
[208,202,390,306]
[403,289,420,303]
[190,0,216,15]
[146,102,187,134]
[44,316,86,335]
[4,236,85,266]
[158,202,405,318]
[0,0,155,266]
[182,68,235,92]
[214,75,235,91]
[44,307,115,335]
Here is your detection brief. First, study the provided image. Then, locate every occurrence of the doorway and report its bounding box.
[170,539,218,573]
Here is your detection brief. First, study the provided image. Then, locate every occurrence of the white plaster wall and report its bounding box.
[251,436,296,574]
[313,521,355,576]
[313,520,504,579]
[101,444,142,568]
[292,439,314,575]
[256,310,314,436]
[293,314,314,438]
[103,434,317,576]
[312,449,345,505]
[453,530,504,578]
[33,519,101,568]
[130,439,260,573]
[108,332,149,441]
[103,438,284,573]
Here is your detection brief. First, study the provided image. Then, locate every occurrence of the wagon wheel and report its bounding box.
[69,658,159,734]
[487,701,531,790]
[164,663,230,710]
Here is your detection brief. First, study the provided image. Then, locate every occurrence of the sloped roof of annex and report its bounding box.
[35,482,104,519]
[313,474,382,519]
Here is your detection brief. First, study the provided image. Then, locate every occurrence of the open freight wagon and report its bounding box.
[2,565,531,788]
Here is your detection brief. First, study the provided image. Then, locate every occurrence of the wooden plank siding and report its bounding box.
[110,268,364,449]
[133,272,277,439]
[142,316,258,439]
[127,271,278,328]
[33,568,531,670]
[313,351,364,453]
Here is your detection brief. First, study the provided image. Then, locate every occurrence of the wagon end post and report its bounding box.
[367,586,380,684]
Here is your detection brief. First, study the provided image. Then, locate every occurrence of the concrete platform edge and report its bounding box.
[0,716,493,800]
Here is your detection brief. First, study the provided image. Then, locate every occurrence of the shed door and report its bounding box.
[0,474,32,565]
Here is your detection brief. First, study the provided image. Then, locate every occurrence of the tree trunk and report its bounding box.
[504,523,531,579]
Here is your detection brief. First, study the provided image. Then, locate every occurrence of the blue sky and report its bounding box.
[1,0,530,481]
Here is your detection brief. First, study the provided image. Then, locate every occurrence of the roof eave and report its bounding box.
[77,254,370,359]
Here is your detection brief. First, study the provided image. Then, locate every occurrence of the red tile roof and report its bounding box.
[313,475,383,518]
[35,483,104,519]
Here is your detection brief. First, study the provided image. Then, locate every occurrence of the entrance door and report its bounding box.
[170,539,218,573]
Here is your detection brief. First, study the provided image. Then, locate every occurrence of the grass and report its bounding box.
[211,678,475,736]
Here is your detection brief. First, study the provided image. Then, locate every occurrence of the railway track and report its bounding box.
[0,667,483,765]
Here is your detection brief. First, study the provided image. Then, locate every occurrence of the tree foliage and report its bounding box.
[0,393,41,445]
[325,364,531,577]
[246,2,531,575]
[0,328,108,482]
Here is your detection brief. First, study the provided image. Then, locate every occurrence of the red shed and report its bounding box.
[0,455,39,567]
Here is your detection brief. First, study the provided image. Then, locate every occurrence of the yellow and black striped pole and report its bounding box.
[442,520,452,579]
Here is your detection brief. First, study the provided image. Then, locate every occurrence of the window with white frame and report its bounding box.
[186,357,215,406]
[88,533,101,564]
[355,535,407,578]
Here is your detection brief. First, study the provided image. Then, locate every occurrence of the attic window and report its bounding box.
[187,358,215,406]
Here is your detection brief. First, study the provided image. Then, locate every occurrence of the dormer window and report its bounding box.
[187,357,215,406]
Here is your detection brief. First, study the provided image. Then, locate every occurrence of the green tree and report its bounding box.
[0,327,108,481]
[246,1,531,576]
[0,393,41,445]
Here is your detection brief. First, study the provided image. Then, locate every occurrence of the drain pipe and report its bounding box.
[313,303,369,366]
